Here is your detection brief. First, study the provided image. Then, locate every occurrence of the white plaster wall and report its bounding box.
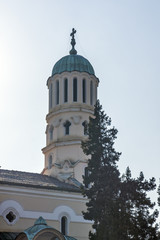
[0,186,92,240]
[43,71,99,182]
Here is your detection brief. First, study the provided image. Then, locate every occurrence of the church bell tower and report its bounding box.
[42,29,99,183]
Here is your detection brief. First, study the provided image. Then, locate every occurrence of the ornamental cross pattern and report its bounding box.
[70,28,77,55]
[70,28,76,38]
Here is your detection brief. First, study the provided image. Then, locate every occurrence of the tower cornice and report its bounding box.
[47,104,94,122]
[42,136,87,154]
[47,71,99,87]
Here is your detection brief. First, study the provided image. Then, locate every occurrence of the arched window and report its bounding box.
[64,78,68,103]
[82,79,86,103]
[90,81,93,105]
[73,78,77,102]
[61,216,68,235]
[63,120,71,135]
[49,125,54,141]
[49,83,53,109]
[82,121,88,135]
[56,80,59,105]
[48,155,52,169]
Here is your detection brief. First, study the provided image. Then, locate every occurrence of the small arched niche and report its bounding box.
[82,121,88,135]
[49,125,54,141]
[48,155,53,169]
[63,120,71,135]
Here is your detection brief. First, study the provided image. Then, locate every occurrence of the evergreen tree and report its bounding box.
[82,100,159,240]
[157,184,160,207]
[121,168,159,240]
[82,100,121,239]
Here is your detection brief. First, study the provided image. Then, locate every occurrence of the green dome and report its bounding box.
[52,54,95,76]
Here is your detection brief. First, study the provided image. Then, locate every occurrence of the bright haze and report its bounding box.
[0,1,160,201]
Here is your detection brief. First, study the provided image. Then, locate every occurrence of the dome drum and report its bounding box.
[47,72,98,113]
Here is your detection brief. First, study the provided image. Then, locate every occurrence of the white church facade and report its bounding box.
[0,29,99,240]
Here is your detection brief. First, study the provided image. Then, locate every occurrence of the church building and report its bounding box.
[0,29,99,240]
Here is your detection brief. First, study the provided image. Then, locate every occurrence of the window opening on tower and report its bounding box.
[48,155,53,169]
[64,121,71,135]
[82,79,86,103]
[49,125,54,141]
[64,78,68,102]
[90,81,93,105]
[56,80,59,105]
[82,121,88,135]
[73,78,77,102]
[49,83,53,109]
[84,167,89,188]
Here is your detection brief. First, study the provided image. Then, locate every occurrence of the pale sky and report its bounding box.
[0,0,160,201]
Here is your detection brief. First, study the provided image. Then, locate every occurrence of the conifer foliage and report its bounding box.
[81,100,159,240]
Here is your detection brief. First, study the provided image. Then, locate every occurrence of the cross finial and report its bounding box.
[70,28,77,55]
[70,28,76,38]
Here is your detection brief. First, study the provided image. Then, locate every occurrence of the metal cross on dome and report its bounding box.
[70,28,76,37]
[70,28,77,55]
